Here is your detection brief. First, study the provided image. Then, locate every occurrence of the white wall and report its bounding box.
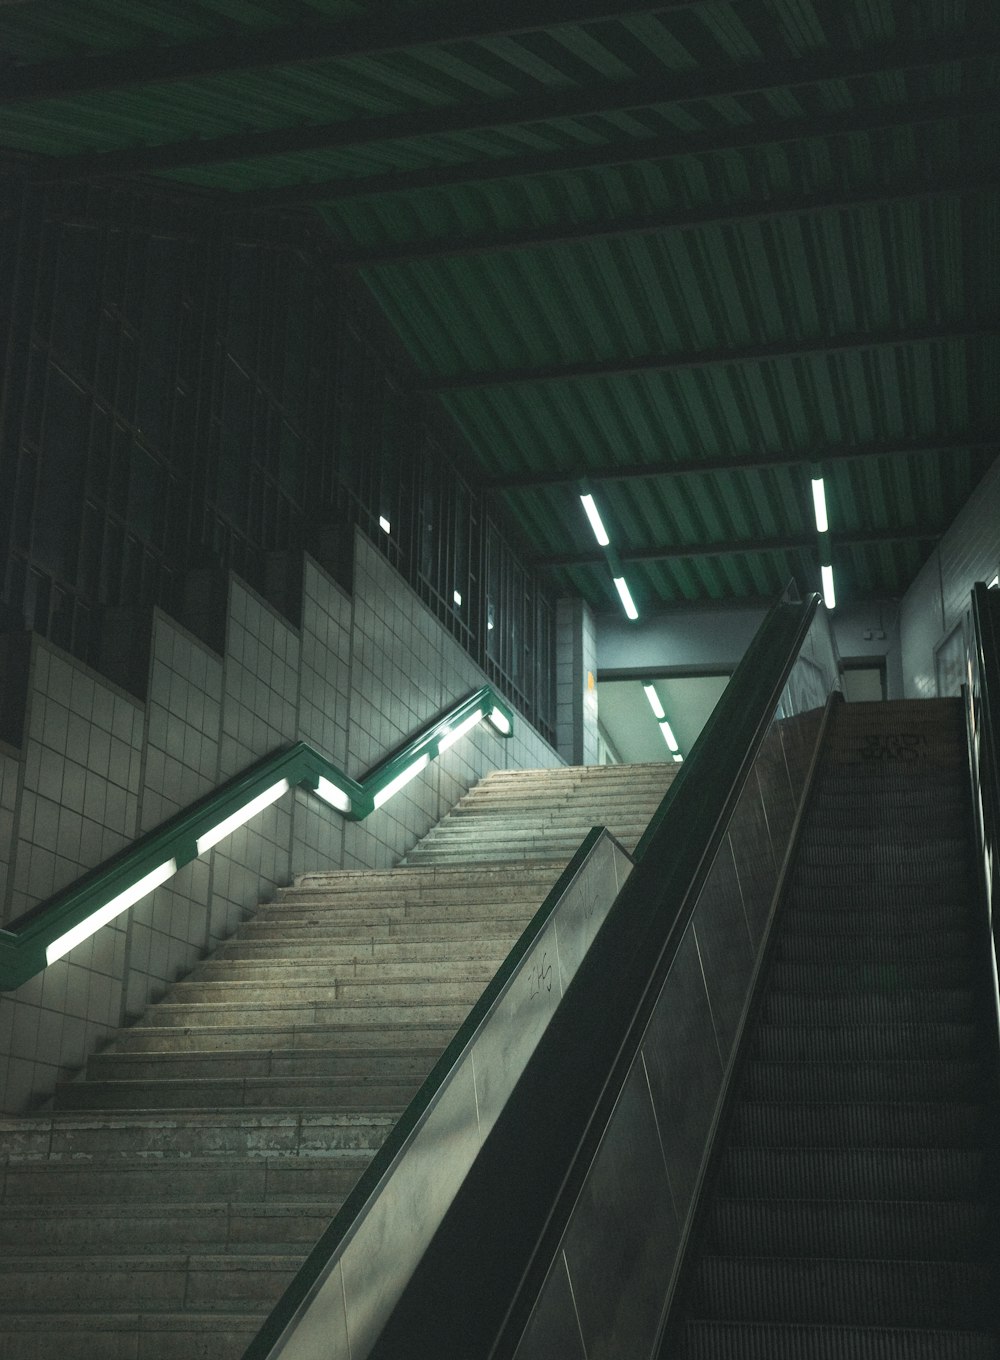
[0,530,562,1113]
[896,455,1000,698]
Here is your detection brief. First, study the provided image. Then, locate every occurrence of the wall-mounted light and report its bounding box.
[488,707,511,735]
[821,564,836,610]
[315,776,352,813]
[196,779,290,855]
[643,683,665,720]
[613,576,639,620]
[580,493,611,547]
[46,858,179,965]
[438,709,483,753]
[379,515,391,534]
[810,478,829,534]
[372,755,430,810]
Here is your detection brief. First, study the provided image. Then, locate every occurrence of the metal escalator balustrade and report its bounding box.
[326,586,842,1360]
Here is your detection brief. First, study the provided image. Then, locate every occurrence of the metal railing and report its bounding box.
[0,685,514,990]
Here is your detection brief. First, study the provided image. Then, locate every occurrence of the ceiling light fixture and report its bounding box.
[643,683,665,720]
[613,576,639,620]
[659,720,679,752]
[821,564,837,610]
[580,493,611,547]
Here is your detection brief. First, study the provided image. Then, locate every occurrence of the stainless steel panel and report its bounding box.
[562,1060,680,1360]
[338,1059,481,1360]
[554,836,631,995]
[273,1259,350,1360]
[641,919,723,1226]
[726,780,776,950]
[512,1251,588,1360]
[691,840,755,1070]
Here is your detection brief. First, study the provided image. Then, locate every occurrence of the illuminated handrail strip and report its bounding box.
[0,686,514,990]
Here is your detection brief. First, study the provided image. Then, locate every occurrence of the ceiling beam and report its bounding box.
[237,93,997,207]
[0,2,704,106]
[331,168,999,267]
[487,434,1000,490]
[536,526,942,568]
[33,34,994,181]
[424,323,994,393]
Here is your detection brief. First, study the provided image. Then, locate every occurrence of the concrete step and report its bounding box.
[238,918,534,942]
[0,1252,300,1315]
[1,1154,370,1206]
[53,1074,421,1113]
[189,956,505,983]
[0,1111,396,1160]
[139,998,476,1028]
[0,1312,260,1360]
[106,1022,457,1054]
[0,1200,335,1255]
[212,935,517,963]
[162,976,489,1006]
[85,1047,441,1084]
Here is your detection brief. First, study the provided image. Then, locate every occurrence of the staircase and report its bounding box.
[0,761,674,1359]
[671,699,1000,1357]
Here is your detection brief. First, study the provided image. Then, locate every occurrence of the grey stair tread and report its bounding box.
[718,1147,987,1201]
[751,1023,981,1061]
[731,1101,987,1148]
[740,1059,984,1102]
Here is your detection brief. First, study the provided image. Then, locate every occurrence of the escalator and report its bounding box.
[668,697,1000,1356]
[249,587,1000,1360]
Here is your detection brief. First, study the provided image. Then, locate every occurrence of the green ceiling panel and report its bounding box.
[2,0,997,612]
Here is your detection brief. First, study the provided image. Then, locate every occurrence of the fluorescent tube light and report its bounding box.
[372,754,430,809]
[196,779,290,854]
[46,858,178,965]
[613,576,639,620]
[438,709,483,753]
[580,494,611,547]
[811,478,829,534]
[660,720,679,752]
[488,707,511,735]
[453,590,462,607]
[315,776,352,813]
[379,515,391,534]
[821,564,836,610]
[672,753,684,763]
[643,684,665,720]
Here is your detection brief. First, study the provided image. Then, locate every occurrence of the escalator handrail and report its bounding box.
[970,582,1000,918]
[365,589,822,1360]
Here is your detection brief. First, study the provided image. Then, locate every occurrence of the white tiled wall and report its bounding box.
[0,531,563,1112]
[896,456,1000,697]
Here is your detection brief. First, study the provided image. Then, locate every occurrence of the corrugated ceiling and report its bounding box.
[1,0,997,614]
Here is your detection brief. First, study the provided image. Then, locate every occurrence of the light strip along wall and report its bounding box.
[2,686,514,991]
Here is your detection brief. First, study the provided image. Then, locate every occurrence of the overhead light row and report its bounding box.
[580,489,639,621]
[643,682,684,763]
[811,476,836,610]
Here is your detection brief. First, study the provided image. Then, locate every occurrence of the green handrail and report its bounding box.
[0,685,514,991]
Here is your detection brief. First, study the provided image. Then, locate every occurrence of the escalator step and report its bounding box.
[776,931,972,963]
[691,1256,996,1327]
[751,1023,980,1063]
[683,1320,997,1359]
[770,959,973,992]
[741,1059,982,1102]
[718,1148,986,1201]
[782,887,972,916]
[731,1101,985,1148]
[703,1198,992,1259]
[763,991,977,1026]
